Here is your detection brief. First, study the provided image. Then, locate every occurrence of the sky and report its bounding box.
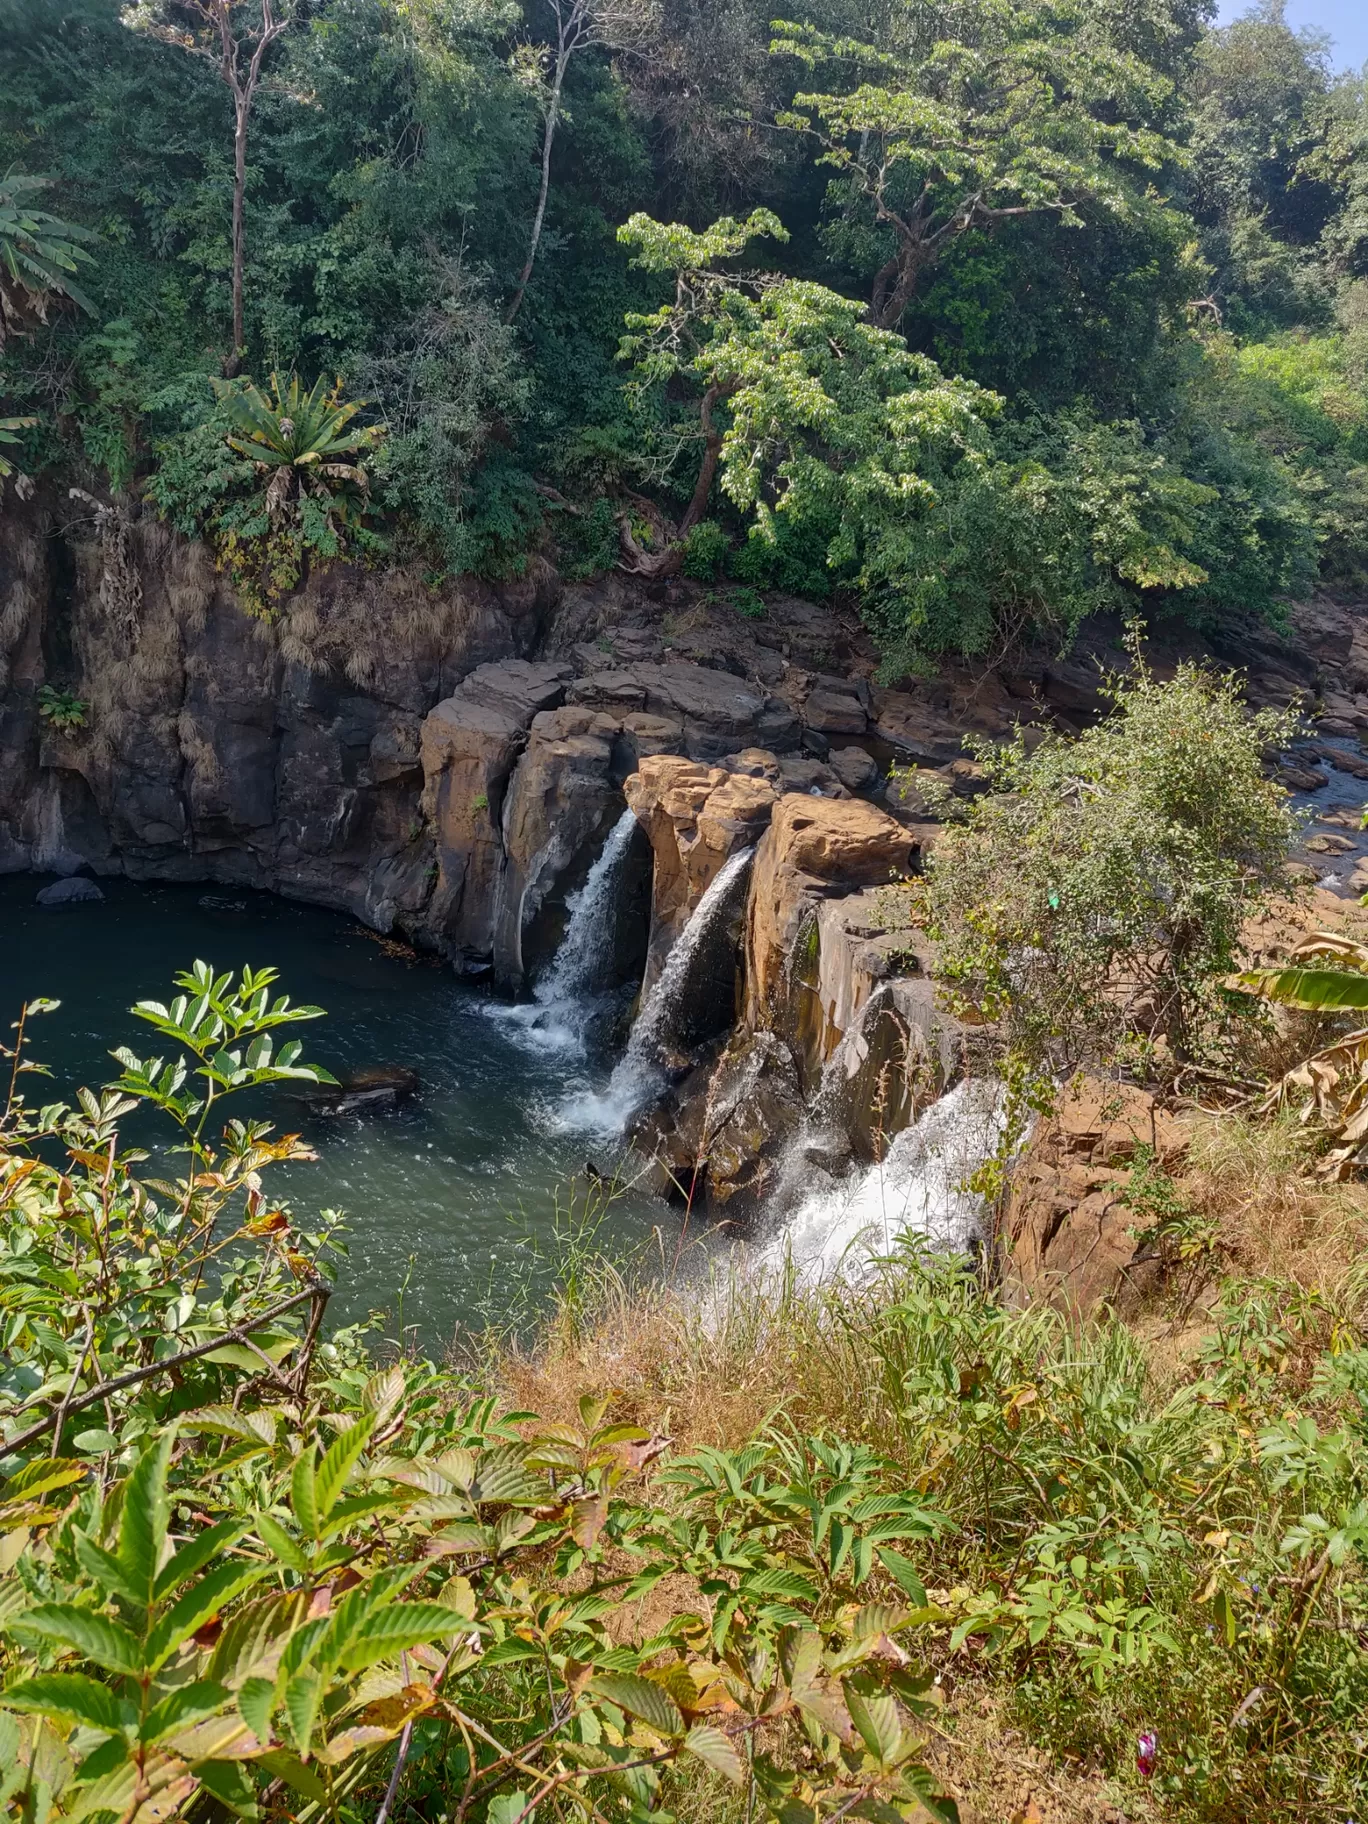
[1214,0,1368,71]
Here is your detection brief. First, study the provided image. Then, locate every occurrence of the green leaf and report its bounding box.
[843,1681,901,1766]
[146,1560,268,1671]
[237,1677,275,1743]
[586,1673,684,1737]
[684,1723,744,1783]
[1,1460,88,1504]
[1235,966,1368,1012]
[0,1672,128,1734]
[9,1604,144,1677]
[877,1550,927,1608]
[282,1669,323,1756]
[291,1450,319,1540]
[257,1748,329,1804]
[335,1602,461,1673]
[255,1513,309,1574]
[314,1413,376,1524]
[141,1681,230,1745]
[195,1758,260,1820]
[118,1432,175,1609]
[74,1533,145,1607]
[155,1519,248,1601]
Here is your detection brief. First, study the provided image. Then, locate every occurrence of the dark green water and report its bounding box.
[0,876,669,1348]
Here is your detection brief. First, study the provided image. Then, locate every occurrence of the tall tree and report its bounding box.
[504,0,654,324]
[121,0,292,371]
[773,0,1184,330]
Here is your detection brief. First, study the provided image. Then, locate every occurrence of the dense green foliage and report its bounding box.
[0,0,1365,656]
[924,657,1300,1081]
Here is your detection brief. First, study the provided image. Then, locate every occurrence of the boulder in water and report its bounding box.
[294,1066,419,1116]
[36,877,104,907]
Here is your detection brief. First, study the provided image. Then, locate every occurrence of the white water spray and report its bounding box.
[558,845,755,1136]
[749,1078,1004,1284]
[497,808,637,1055]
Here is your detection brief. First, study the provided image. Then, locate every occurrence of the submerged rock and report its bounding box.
[294,1066,420,1116]
[36,877,104,906]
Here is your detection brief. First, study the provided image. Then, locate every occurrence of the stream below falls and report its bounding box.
[0,874,670,1347]
[1,843,999,1350]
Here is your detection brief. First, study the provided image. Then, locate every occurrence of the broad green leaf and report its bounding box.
[1,1460,88,1504]
[256,1749,329,1804]
[314,1413,376,1524]
[237,1677,275,1743]
[844,1681,901,1766]
[195,1757,260,1820]
[74,1533,145,1607]
[282,1670,324,1756]
[877,1550,927,1608]
[335,1602,462,1673]
[291,1450,319,1539]
[9,1604,144,1677]
[684,1723,744,1783]
[586,1673,684,1737]
[146,1560,269,1671]
[118,1432,175,1609]
[1235,966,1368,1012]
[155,1519,248,1601]
[0,1672,128,1734]
[141,1681,230,1745]
[255,1513,309,1574]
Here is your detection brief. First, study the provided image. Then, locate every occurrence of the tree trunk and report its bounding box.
[505,55,566,326]
[228,96,248,376]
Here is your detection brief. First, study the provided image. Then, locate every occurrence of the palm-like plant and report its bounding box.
[0,173,95,347]
[215,371,383,530]
[1238,933,1368,1174]
[0,414,36,481]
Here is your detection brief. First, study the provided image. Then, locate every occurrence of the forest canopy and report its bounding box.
[0,0,1365,663]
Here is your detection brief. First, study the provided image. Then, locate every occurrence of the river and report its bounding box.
[0,874,669,1349]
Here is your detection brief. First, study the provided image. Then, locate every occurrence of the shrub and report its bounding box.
[925,656,1300,1083]
[146,375,386,619]
[679,517,729,579]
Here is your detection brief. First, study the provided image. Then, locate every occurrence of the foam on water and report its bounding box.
[749,1078,1004,1283]
[494,808,638,1056]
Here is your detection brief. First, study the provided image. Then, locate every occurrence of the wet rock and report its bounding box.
[638,1031,804,1211]
[295,1066,419,1116]
[420,661,574,969]
[493,706,623,987]
[1316,744,1368,780]
[1274,764,1330,791]
[777,755,848,797]
[36,876,104,906]
[829,746,880,794]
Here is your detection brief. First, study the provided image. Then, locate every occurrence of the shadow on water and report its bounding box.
[0,875,670,1348]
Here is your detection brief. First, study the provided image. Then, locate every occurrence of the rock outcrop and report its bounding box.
[625,754,780,990]
[744,796,919,1078]
[1004,1080,1188,1313]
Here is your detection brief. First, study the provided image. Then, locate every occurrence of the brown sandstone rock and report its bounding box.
[1005,1080,1188,1314]
[625,753,779,989]
[492,705,623,986]
[569,661,799,760]
[744,795,917,1083]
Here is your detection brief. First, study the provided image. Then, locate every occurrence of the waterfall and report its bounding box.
[498,808,638,1054]
[558,845,755,1136]
[749,1079,1004,1283]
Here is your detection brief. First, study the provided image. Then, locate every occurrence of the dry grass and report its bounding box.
[1178,1106,1368,1290]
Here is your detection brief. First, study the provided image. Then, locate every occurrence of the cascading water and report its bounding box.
[750,1078,1004,1283]
[558,845,755,1136]
[497,808,638,1054]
